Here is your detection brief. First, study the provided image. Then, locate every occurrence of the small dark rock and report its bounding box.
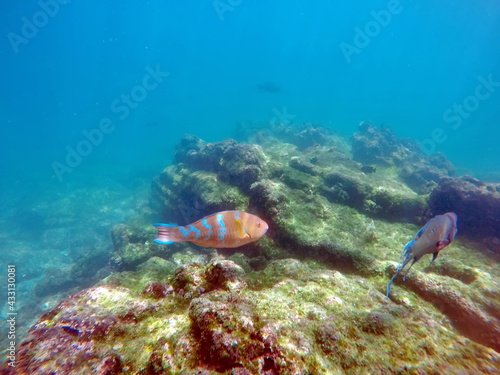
[204,259,247,291]
[188,296,263,372]
[248,180,287,214]
[140,351,165,375]
[142,282,174,299]
[360,165,376,174]
[290,157,320,176]
[58,313,118,340]
[359,311,394,335]
[315,323,341,354]
[230,367,253,375]
[171,263,205,296]
[94,354,123,375]
[322,172,368,208]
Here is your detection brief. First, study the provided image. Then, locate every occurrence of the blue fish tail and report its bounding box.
[153,223,178,244]
[387,269,399,298]
[400,240,415,266]
[401,240,421,282]
[387,241,415,298]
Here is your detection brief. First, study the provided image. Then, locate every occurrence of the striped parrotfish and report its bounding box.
[153,210,269,248]
[387,212,458,298]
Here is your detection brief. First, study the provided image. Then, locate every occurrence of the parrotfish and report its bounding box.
[387,212,458,298]
[153,210,268,248]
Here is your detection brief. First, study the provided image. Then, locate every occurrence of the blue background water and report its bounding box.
[0,0,499,354]
[1,0,500,190]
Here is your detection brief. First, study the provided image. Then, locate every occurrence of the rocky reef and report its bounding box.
[351,122,455,194]
[429,176,500,241]
[3,123,500,374]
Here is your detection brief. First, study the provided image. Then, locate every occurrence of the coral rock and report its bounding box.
[352,122,454,193]
[204,259,247,291]
[188,294,263,372]
[429,176,500,241]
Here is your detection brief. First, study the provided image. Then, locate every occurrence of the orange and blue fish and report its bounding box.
[387,212,458,298]
[153,210,269,248]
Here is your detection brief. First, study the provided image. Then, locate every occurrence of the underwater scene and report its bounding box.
[1,1,500,374]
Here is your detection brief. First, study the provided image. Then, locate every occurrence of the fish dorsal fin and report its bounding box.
[234,218,250,239]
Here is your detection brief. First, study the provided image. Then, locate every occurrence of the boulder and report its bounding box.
[429,176,500,241]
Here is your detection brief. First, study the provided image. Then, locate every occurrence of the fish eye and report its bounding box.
[257,222,261,227]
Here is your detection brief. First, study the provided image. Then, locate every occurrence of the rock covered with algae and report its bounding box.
[3,257,499,374]
[351,121,455,194]
[2,123,500,374]
[429,175,500,247]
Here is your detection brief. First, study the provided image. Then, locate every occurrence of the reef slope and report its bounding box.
[3,124,500,374]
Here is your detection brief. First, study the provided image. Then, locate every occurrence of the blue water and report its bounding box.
[0,0,499,358]
[2,0,500,185]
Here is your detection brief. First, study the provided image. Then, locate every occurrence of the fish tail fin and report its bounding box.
[387,260,406,298]
[153,224,179,244]
[387,241,415,298]
[401,239,428,282]
[400,240,415,265]
[402,258,419,281]
[387,270,400,298]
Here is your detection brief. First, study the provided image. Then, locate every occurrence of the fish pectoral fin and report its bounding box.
[234,219,250,239]
[436,240,450,250]
[431,251,439,262]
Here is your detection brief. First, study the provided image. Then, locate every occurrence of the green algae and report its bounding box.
[72,200,500,373]
[20,249,500,374]
[103,256,177,296]
[151,165,249,223]
[10,132,500,374]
